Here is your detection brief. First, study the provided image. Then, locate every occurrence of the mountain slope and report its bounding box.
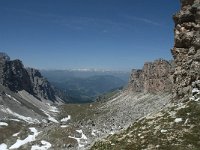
[91,81,200,150]
[0,53,63,124]
[90,0,200,149]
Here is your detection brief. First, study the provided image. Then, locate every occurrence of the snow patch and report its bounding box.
[68,130,88,149]
[0,143,8,150]
[61,115,71,122]
[31,140,51,150]
[13,132,20,137]
[175,118,182,123]
[9,127,40,149]
[192,88,200,94]
[47,104,59,113]
[42,110,59,123]
[0,122,8,126]
[91,129,100,136]
[190,96,196,101]
[1,108,40,124]
[91,130,97,136]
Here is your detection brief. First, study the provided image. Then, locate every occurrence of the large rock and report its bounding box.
[0,53,57,102]
[172,0,200,99]
[128,59,173,93]
[0,54,33,93]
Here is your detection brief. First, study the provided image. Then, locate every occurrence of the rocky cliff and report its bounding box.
[0,53,57,102]
[0,53,33,93]
[128,59,174,93]
[26,68,56,102]
[172,0,200,99]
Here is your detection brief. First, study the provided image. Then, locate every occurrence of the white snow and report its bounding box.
[190,96,196,101]
[46,114,59,123]
[91,131,96,136]
[1,108,40,124]
[47,104,59,113]
[191,96,200,101]
[6,94,21,104]
[9,127,40,149]
[61,125,68,128]
[184,118,189,125]
[175,118,182,123]
[161,129,167,133]
[0,143,8,150]
[192,88,200,94]
[31,140,52,150]
[61,115,71,122]
[13,132,20,137]
[0,122,8,126]
[42,110,59,123]
[91,130,100,136]
[76,130,87,140]
[195,98,200,102]
[91,130,97,136]
[47,115,59,123]
[68,130,88,148]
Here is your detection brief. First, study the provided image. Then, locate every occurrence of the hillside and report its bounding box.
[91,0,200,149]
[0,0,199,150]
[0,52,64,126]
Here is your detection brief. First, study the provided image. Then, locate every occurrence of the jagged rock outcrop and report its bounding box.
[26,68,56,101]
[128,59,174,93]
[0,53,33,93]
[0,53,57,102]
[172,0,200,99]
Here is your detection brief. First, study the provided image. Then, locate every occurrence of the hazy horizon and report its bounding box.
[0,0,179,70]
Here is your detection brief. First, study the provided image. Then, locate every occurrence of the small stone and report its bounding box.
[161,129,167,133]
[175,118,183,123]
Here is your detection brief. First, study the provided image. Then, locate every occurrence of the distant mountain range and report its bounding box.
[41,70,130,102]
[41,69,130,82]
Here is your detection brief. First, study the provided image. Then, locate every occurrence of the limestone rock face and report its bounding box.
[26,68,56,101]
[172,0,200,99]
[129,69,144,92]
[128,59,173,93]
[0,53,57,102]
[0,55,33,93]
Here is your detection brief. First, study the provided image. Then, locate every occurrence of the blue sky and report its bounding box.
[0,0,180,70]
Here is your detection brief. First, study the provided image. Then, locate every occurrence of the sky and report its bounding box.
[0,0,180,71]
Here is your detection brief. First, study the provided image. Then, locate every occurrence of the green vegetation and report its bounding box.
[59,102,105,123]
[0,121,23,144]
[91,99,200,150]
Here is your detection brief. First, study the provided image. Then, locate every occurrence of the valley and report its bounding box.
[41,70,129,103]
[0,0,200,150]
[0,54,173,149]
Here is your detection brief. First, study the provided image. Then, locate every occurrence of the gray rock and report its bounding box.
[172,0,200,99]
[127,59,173,93]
